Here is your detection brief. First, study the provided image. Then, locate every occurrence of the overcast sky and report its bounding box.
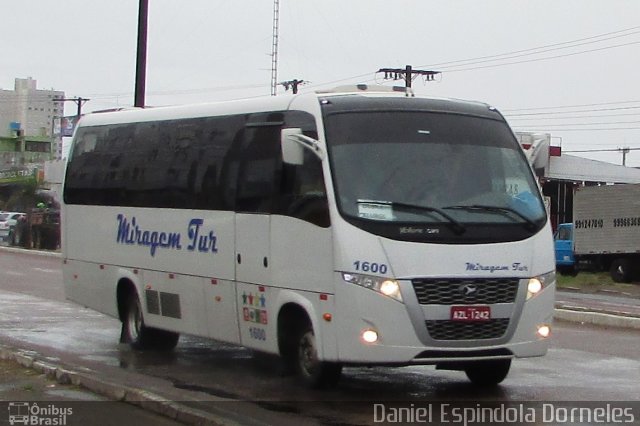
[3,0,640,166]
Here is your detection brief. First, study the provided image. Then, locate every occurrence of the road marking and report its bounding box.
[32,268,59,274]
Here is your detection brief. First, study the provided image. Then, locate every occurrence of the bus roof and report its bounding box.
[76,85,501,128]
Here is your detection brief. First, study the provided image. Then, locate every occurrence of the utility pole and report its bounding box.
[270,0,280,96]
[135,0,149,108]
[55,97,90,117]
[280,79,307,94]
[620,147,630,166]
[378,65,440,88]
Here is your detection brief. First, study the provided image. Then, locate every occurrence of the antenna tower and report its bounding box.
[270,0,280,96]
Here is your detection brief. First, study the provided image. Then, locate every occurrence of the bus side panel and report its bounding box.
[64,206,236,280]
[270,216,337,359]
[142,271,209,337]
[204,278,240,344]
[63,205,239,339]
[63,259,118,318]
[269,215,334,294]
[236,282,278,353]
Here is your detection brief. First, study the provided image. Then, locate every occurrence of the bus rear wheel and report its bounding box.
[294,325,342,388]
[464,359,511,386]
[121,292,179,351]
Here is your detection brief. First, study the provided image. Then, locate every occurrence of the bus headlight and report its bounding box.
[342,273,403,303]
[527,270,555,300]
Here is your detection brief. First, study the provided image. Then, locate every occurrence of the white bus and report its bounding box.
[62,85,555,388]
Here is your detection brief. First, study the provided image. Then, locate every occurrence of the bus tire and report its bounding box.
[121,292,179,351]
[464,359,511,386]
[610,258,632,283]
[295,324,342,388]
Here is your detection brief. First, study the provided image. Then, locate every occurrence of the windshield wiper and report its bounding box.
[360,201,466,235]
[443,204,538,231]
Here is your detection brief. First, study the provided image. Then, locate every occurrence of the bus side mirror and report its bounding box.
[281,128,305,165]
[281,128,324,165]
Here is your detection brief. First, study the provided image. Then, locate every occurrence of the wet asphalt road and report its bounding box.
[1,249,640,425]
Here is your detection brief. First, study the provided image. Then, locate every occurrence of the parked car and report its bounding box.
[0,212,26,245]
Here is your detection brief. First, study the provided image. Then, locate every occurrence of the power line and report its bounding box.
[512,120,640,127]
[512,126,640,131]
[439,40,640,74]
[418,25,640,69]
[304,25,640,92]
[423,30,640,71]
[565,147,640,153]
[505,106,640,117]
[508,112,640,121]
[502,99,640,112]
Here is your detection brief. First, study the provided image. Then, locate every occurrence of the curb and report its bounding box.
[0,344,235,426]
[554,307,640,330]
[0,245,61,258]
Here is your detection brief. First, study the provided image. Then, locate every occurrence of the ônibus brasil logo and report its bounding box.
[7,402,72,425]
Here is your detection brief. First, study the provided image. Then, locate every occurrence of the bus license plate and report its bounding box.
[450,306,491,322]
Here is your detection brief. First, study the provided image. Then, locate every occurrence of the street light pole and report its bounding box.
[134,0,149,108]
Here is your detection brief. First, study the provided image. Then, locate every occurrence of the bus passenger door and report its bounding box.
[235,214,270,285]
[233,121,280,351]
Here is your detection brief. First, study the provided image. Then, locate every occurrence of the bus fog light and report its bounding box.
[537,324,551,338]
[362,329,379,343]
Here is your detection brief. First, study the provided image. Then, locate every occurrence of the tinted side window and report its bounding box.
[64,110,324,220]
[234,122,281,213]
[65,116,245,210]
[64,126,108,205]
[196,115,245,210]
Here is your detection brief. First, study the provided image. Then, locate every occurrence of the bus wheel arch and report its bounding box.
[117,278,179,351]
[277,303,342,388]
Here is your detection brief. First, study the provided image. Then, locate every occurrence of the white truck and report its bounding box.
[555,184,640,282]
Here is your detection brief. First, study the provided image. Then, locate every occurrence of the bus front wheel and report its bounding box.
[294,324,342,388]
[464,359,511,386]
[121,292,179,351]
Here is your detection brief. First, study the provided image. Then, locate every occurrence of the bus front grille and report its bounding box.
[412,278,519,305]
[425,318,510,340]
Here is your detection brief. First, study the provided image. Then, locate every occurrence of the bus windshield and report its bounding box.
[325,111,547,242]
